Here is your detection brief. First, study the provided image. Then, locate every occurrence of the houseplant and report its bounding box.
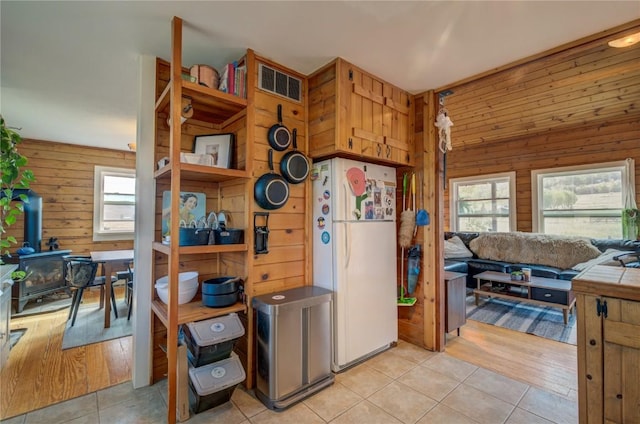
[1,115,35,267]
[622,208,639,240]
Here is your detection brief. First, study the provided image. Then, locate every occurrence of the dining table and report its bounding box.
[90,249,134,328]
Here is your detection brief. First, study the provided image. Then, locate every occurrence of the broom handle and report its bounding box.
[403,173,408,210]
[412,173,416,212]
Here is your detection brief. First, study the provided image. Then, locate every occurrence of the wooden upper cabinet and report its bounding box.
[308,58,414,167]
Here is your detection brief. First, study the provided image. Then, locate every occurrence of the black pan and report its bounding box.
[280,129,309,184]
[267,104,291,151]
[254,149,290,210]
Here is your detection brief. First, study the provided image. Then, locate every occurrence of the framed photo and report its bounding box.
[162,191,206,236]
[193,133,234,169]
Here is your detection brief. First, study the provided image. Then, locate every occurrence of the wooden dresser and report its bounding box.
[572,265,640,424]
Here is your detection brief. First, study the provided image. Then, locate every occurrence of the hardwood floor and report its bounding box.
[445,319,578,401]
[1,288,132,420]
[1,291,577,421]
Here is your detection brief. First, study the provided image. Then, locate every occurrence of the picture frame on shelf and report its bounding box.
[193,133,234,169]
[162,191,207,236]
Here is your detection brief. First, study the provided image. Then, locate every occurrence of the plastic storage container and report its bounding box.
[188,353,245,414]
[213,228,244,244]
[182,313,245,367]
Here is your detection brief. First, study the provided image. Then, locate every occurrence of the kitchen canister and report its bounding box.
[190,65,219,89]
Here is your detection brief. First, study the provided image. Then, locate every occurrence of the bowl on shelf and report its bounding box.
[155,271,199,305]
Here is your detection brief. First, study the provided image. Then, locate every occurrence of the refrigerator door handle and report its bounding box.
[343,181,351,268]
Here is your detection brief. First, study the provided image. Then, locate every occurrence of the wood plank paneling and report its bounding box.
[440,21,640,148]
[443,118,640,232]
[4,139,135,255]
[438,21,640,233]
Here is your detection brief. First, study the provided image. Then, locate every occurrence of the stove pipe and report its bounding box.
[8,189,42,253]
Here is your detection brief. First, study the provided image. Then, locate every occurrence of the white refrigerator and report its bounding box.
[312,157,398,372]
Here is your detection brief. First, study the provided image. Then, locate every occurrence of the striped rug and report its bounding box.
[466,295,577,345]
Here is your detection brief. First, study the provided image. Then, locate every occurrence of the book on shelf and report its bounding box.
[218,57,247,99]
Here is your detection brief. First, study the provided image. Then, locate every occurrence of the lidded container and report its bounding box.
[188,353,246,414]
[182,313,245,367]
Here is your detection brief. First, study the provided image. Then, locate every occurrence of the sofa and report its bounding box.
[444,231,640,287]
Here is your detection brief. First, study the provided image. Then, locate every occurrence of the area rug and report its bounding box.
[61,300,131,350]
[466,295,577,345]
[10,328,27,349]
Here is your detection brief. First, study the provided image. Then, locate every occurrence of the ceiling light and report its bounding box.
[608,32,640,48]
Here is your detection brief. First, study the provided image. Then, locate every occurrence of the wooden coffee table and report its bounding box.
[473,271,576,325]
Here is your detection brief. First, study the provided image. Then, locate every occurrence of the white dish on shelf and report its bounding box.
[155,271,199,304]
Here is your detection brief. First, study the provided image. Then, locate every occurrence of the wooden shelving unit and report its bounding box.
[151,299,246,328]
[152,16,253,423]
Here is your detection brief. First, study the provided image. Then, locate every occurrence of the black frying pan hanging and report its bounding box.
[267,104,291,151]
[254,149,290,210]
[280,129,309,184]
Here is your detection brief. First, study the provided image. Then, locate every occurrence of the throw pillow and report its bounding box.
[572,248,624,271]
[444,236,474,259]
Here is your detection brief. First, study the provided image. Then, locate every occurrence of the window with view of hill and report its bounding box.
[532,161,633,239]
[450,172,516,232]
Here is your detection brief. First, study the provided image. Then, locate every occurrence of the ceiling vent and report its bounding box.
[258,64,302,103]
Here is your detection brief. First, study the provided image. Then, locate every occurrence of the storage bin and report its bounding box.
[182,313,245,367]
[213,228,244,244]
[179,227,211,246]
[188,353,245,414]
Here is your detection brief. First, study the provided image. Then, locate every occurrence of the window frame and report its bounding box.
[531,160,631,237]
[449,171,517,232]
[93,165,136,241]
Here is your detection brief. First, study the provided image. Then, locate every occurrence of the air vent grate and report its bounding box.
[258,64,302,103]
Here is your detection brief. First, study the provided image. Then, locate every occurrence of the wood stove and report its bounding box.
[1,189,72,312]
[6,250,72,312]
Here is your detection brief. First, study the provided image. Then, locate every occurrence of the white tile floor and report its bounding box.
[2,340,578,424]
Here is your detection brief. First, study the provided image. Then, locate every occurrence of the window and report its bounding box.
[93,166,136,241]
[532,160,632,238]
[450,172,516,232]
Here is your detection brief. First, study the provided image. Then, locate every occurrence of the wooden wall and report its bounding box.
[4,139,135,255]
[438,20,640,232]
[248,55,309,298]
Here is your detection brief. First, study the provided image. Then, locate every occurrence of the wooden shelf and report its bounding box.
[152,299,246,327]
[155,78,246,122]
[152,241,248,255]
[154,163,249,182]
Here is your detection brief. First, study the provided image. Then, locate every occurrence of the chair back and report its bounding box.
[63,256,99,288]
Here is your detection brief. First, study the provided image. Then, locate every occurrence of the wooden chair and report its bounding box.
[115,261,134,320]
[64,255,118,326]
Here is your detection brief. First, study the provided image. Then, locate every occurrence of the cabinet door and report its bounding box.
[346,64,413,166]
[602,297,640,424]
[577,293,604,424]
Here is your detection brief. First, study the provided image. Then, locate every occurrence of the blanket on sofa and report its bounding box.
[469,232,602,269]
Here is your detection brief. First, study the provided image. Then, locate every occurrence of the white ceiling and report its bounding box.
[1,1,638,151]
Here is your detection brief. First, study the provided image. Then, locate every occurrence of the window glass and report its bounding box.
[532,162,629,238]
[450,172,516,232]
[94,166,136,240]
